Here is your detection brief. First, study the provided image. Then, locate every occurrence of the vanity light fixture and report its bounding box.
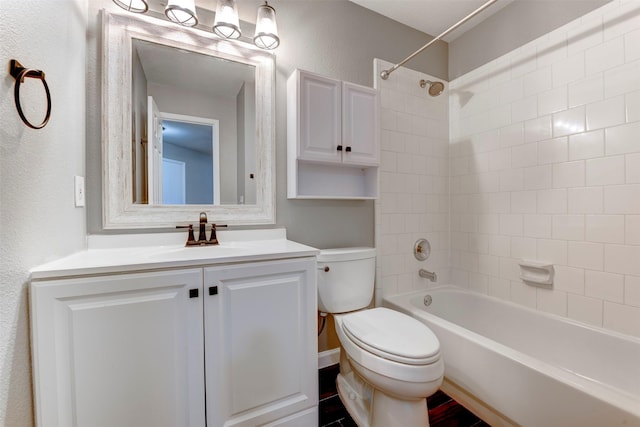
[213,0,241,39]
[112,0,280,50]
[165,0,198,27]
[112,0,148,13]
[253,1,279,50]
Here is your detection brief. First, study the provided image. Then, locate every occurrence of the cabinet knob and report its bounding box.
[189,288,199,298]
[345,146,352,152]
[209,286,218,296]
[336,145,343,151]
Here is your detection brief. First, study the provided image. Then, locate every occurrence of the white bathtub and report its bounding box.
[383,286,640,427]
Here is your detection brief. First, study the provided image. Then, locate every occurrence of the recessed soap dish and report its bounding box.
[518,259,554,286]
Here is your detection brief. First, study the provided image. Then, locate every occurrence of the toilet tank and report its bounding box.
[317,247,376,313]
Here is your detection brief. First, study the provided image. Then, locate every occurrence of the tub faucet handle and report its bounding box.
[414,238,431,261]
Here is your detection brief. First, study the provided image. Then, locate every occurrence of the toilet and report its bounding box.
[318,247,444,427]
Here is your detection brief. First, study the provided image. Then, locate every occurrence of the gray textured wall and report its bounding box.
[449,0,611,79]
[268,0,448,248]
[85,0,447,249]
[0,1,88,425]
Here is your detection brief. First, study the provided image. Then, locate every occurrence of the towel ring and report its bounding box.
[9,60,51,130]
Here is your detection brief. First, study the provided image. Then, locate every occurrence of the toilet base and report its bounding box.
[336,372,430,427]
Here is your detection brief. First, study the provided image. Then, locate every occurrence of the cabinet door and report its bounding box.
[30,269,205,427]
[342,82,379,166]
[204,258,318,427]
[298,71,342,163]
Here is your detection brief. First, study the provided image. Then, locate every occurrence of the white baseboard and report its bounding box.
[318,348,340,369]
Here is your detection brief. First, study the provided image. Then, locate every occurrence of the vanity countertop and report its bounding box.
[31,229,318,280]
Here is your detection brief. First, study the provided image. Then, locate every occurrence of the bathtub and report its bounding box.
[383,286,640,427]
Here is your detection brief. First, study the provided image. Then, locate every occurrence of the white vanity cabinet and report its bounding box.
[30,269,206,427]
[287,69,379,199]
[204,258,317,426]
[30,241,318,427]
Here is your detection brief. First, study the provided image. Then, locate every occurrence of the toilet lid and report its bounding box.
[341,308,440,365]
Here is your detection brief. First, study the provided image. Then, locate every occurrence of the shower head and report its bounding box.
[420,79,445,97]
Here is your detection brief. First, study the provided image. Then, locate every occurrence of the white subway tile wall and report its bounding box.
[449,0,640,337]
[374,59,450,305]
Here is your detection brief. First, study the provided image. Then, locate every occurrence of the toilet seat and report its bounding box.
[342,308,440,365]
[334,310,443,384]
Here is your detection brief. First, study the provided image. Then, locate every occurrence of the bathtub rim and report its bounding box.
[387,285,640,346]
[383,285,640,420]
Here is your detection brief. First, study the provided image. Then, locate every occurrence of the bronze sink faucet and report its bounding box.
[177,212,227,246]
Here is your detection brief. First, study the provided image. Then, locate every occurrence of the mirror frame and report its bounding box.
[102,10,275,229]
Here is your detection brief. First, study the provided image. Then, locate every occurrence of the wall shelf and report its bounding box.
[291,161,378,199]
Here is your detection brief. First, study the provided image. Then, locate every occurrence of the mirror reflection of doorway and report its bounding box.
[147,97,221,205]
[161,116,220,204]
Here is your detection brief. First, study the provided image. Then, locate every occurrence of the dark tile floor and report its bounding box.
[319,364,490,427]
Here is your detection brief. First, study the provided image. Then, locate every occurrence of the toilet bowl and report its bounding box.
[318,248,444,427]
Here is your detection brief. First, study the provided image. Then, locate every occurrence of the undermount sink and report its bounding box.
[148,241,258,261]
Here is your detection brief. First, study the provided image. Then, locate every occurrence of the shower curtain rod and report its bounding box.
[380,0,498,80]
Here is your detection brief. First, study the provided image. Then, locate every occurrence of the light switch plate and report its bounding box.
[74,176,85,207]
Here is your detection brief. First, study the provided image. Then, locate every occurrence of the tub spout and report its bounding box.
[419,269,437,282]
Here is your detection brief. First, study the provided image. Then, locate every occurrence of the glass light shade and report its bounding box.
[165,0,198,27]
[213,0,241,39]
[112,0,148,13]
[253,2,279,50]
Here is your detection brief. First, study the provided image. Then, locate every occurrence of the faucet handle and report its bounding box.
[208,224,228,245]
[176,224,196,246]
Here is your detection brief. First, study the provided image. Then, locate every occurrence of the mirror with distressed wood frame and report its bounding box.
[102,9,275,228]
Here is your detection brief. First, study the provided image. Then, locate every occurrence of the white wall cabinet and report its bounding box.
[341,81,379,165]
[287,69,379,199]
[31,258,318,427]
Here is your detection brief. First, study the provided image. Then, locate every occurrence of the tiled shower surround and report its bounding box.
[374,59,451,305]
[377,0,640,338]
